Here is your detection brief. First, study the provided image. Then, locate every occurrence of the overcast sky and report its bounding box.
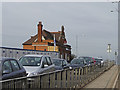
[2,2,118,60]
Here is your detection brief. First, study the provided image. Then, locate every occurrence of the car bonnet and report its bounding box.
[23,66,40,75]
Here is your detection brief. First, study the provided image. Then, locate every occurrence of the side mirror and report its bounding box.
[62,64,66,67]
[44,64,48,68]
[2,70,10,75]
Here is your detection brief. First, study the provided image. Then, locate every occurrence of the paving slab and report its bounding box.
[84,65,118,88]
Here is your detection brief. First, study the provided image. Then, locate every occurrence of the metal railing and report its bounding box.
[1,61,115,89]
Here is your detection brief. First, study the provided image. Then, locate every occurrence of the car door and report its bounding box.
[10,59,24,78]
[62,60,68,69]
[2,60,13,80]
[46,56,55,72]
[40,57,49,74]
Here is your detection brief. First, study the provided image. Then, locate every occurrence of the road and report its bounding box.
[83,65,119,88]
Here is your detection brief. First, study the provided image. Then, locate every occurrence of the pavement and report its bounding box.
[83,65,119,89]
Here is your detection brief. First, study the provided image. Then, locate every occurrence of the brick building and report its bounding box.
[22,22,71,61]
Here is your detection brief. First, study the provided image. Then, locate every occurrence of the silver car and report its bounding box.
[19,55,55,76]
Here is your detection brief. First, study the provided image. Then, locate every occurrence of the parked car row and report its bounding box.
[69,56,104,69]
[0,55,104,80]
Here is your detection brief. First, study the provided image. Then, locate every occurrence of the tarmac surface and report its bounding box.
[84,65,119,88]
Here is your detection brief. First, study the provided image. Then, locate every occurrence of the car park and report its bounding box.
[0,57,27,80]
[69,58,85,69]
[19,55,55,76]
[52,58,69,70]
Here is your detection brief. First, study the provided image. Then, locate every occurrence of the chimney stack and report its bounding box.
[38,21,43,42]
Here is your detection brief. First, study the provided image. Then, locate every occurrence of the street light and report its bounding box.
[107,44,112,53]
[115,51,118,64]
[107,44,112,68]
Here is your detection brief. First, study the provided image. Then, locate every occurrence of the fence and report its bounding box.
[1,61,115,89]
[0,47,59,60]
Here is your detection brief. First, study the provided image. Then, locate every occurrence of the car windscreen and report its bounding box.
[95,59,102,62]
[53,59,62,66]
[83,57,92,62]
[71,59,84,64]
[19,57,42,66]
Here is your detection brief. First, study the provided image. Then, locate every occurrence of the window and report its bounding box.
[43,57,48,65]
[63,60,67,65]
[46,57,52,65]
[34,46,36,50]
[19,57,41,66]
[10,60,20,71]
[3,61,12,73]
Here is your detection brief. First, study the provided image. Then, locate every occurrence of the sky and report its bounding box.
[2,2,118,60]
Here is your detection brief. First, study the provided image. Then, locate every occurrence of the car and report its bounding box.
[94,57,104,66]
[78,56,95,66]
[92,57,96,65]
[0,57,27,80]
[52,58,69,70]
[69,58,86,69]
[19,55,55,76]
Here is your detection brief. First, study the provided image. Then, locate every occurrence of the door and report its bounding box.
[10,60,23,78]
[2,60,13,80]
[40,57,49,74]
[46,57,55,72]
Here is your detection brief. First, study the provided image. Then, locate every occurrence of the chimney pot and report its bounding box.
[39,21,42,25]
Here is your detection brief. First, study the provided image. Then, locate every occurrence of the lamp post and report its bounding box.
[107,44,112,60]
[115,51,118,64]
[107,44,112,68]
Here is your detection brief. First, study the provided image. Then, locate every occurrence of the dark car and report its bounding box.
[0,57,27,80]
[78,56,95,66]
[69,58,85,69]
[52,58,69,70]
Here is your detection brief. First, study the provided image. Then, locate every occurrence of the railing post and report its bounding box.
[62,70,66,88]
[70,69,74,88]
[78,68,81,87]
[56,71,61,88]
[66,69,70,88]
[50,73,55,88]
[80,68,84,87]
[41,74,49,88]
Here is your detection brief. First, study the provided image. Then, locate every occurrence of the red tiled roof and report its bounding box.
[22,34,38,45]
[23,30,62,45]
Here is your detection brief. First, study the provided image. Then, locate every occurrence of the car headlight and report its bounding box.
[29,72,38,76]
[101,61,104,63]
[69,67,72,69]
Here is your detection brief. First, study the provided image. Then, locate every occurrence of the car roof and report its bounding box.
[53,58,66,61]
[94,57,103,59]
[79,56,92,58]
[23,54,44,57]
[72,58,84,60]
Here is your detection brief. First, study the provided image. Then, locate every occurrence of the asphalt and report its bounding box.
[83,65,119,88]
